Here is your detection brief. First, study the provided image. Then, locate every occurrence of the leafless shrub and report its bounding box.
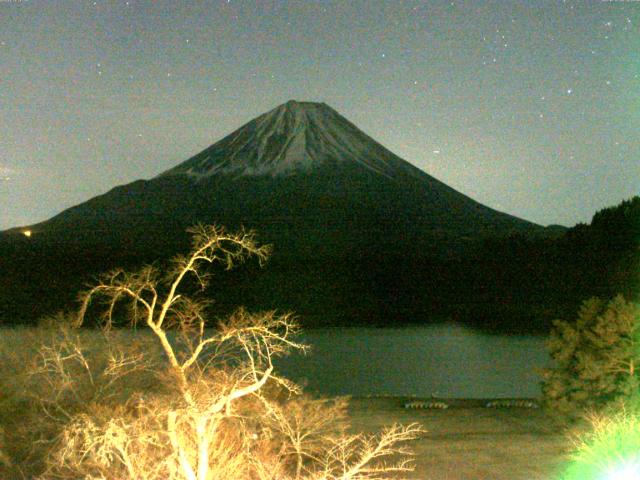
[312,423,423,480]
[261,395,351,478]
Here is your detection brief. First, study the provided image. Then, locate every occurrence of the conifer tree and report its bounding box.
[542,295,640,420]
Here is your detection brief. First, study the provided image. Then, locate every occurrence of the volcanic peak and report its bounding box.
[160,100,413,179]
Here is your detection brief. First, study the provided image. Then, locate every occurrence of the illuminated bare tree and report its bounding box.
[72,225,302,478]
[32,224,424,480]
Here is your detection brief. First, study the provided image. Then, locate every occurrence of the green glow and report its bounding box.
[560,410,640,480]
[604,461,640,480]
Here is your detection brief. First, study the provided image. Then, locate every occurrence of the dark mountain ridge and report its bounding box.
[12,101,540,240]
[1,101,562,330]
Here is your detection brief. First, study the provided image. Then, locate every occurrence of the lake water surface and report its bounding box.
[274,324,551,398]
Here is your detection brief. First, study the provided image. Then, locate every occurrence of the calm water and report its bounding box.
[274,324,551,398]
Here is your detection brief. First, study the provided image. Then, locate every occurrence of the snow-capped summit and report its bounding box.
[160,100,417,179]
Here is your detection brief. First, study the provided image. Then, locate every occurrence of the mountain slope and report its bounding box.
[20,101,540,242]
[0,100,550,328]
[159,100,421,179]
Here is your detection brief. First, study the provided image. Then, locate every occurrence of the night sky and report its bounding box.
[1,0,638,231]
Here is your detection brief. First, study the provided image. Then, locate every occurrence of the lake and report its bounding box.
[274,323,551,398]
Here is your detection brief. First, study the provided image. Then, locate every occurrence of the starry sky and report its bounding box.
[1,0,638,230]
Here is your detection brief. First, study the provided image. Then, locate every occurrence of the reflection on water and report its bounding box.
[274,323,550,398]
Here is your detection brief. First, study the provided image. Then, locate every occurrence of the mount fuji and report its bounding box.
[162,100,439,179]
[15,101,539,240]
[0,101,552,328]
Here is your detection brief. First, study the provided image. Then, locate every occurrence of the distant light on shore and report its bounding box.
[22,230,32,238]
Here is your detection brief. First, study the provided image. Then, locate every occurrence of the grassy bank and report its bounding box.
[348,397,575,480]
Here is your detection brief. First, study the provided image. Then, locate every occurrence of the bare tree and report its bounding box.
[313,424,423,480]
[262,396,351,478]
[33,224,424,479]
